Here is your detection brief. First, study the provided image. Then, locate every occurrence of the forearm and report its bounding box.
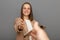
[16,32,24,40]
[36,27,49,40]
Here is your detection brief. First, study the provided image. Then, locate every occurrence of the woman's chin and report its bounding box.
[24,13,30,15]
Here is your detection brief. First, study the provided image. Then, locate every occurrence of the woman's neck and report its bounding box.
[23,16,29,20]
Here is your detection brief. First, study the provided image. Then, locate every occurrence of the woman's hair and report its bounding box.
[20,2,45,29]
[21,2,33,21]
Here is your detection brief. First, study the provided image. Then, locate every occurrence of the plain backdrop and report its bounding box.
[0,0,60,40]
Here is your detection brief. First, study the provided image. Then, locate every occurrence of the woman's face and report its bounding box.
[23,4,30,16]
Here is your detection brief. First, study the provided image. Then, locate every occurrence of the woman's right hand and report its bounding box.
[14,17,24,32]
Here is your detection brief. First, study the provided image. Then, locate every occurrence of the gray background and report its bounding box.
[0,0,60,40]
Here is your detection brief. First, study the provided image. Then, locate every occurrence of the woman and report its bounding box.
[14,2,49,40]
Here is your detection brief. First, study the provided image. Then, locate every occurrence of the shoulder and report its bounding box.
[33,20,40,27]
[33,20,40,26]
[33,20,46,29]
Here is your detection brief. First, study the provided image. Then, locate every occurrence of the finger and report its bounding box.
[30,32,37,39]
[20,19,23,22]
[21,22,24,25]
[17,18,23,23]
[20,24,24,27]
[18,25,23,31]
[32,29,36,34]
[15,28,20,33]
[18,21,23,25]
[18,26,20,29]
[21,21,25,25]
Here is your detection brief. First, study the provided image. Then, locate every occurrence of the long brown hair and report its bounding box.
[20,2,45,29]
[21,2,33,21]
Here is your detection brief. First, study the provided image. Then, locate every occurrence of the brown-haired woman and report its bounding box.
[14,2,49,40]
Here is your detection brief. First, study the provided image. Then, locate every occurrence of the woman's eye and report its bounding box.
[28,8,30,10]
[23,7,26,9]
